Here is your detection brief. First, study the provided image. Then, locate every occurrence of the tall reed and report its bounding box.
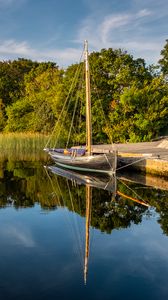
[0,133,51,161]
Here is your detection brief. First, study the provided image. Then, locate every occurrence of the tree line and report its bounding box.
[0,39,168,143]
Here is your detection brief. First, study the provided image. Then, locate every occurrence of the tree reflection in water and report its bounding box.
[0,160,168,236]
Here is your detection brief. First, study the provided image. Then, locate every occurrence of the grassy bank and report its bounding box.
[0,133,50,161]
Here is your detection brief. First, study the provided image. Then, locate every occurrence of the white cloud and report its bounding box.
[0,224,36,247]
[137,9,151,17]
[47,48,83,66]
[0,5,166,66]
[75,8,165,64]
[0,39,33,56]
[0,35,164,68]
[100,15,131,44]
[0,39,83,67]
[123,41,160,52]
[78,9,153,46]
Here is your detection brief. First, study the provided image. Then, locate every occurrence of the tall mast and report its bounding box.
[84,40,92,155]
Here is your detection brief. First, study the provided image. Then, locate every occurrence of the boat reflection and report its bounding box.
[46,165,116,284]
[46,165,116,192]
[46,165,150,283]
[46,165,149,207]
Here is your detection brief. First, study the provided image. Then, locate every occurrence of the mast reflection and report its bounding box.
[46,165,149,283]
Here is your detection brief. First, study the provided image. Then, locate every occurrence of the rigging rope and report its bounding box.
[117,176,149,205]
[44,46,85,149]
[46,168,86,270]
[44,166,61,206]
[66,94,79,148]
[54,62,84,148]
[65,64,85,148]
[116,156,148,171]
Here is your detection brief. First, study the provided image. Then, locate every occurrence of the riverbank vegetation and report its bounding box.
[0,39,168,144]
[0,133,49,161]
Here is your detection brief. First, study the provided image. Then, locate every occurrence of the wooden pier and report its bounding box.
[91,138,168,177]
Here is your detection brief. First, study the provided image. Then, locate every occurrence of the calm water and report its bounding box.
[0,159,168,300]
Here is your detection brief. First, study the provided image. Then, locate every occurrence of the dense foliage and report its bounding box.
[0,40,168,143]
[159,39,168,79]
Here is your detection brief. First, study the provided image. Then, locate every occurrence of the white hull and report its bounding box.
[48,151,116,175]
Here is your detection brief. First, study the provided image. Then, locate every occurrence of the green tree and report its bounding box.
[108,76,168,142]
[1,46,168,143]
[62,48,152,144]
[5,99,34,132]
[0,59,40,106]
[159,39,168,78]
[5,65,64,134]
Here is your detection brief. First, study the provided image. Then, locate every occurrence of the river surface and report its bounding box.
[0,158,168,300]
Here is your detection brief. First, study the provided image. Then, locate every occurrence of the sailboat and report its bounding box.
[44,41,117,175]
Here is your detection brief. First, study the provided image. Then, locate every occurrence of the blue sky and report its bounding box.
[0,0,167,67]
